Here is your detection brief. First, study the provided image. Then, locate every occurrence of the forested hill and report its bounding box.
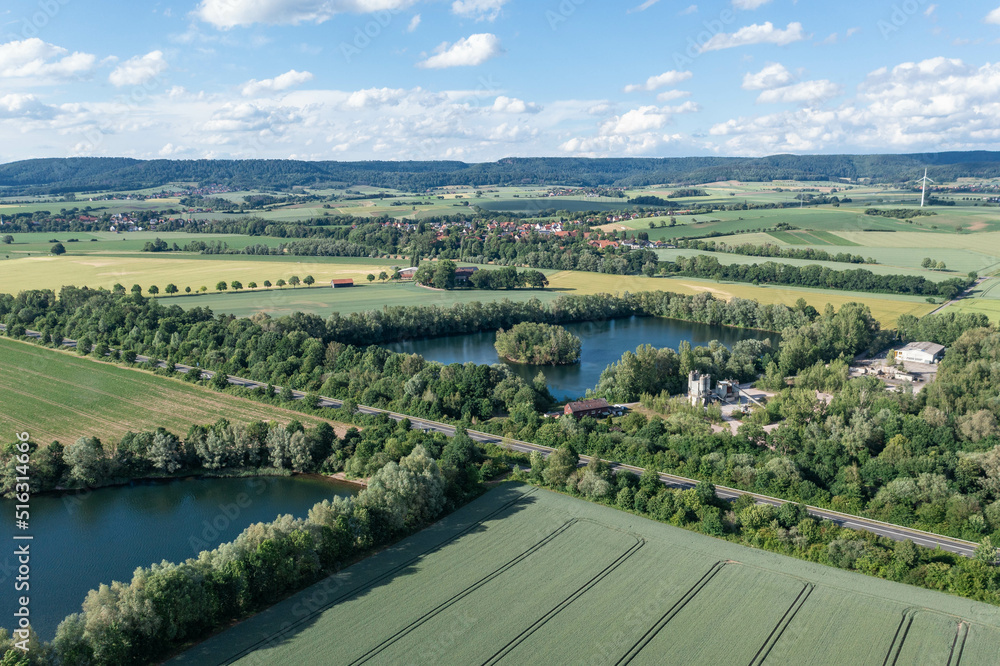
[3,151,1000,194]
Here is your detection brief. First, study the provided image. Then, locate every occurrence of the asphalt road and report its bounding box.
[4,325,980,558]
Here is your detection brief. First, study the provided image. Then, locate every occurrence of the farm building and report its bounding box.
[897,341,945,364]
[455,267,479,282]
[564,398,612,418]
[397,267,419,280]
[331,279,354,288]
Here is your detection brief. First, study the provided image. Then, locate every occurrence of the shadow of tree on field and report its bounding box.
[170,484,538,665]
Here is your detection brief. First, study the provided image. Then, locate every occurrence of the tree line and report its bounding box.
[675,239,873,265]
[661,254,973,299]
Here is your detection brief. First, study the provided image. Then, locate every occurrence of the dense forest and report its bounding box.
[4,152,1000,195]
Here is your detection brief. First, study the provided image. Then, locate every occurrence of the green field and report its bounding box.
[162,281,563,318]
[0,231,290,255]
[0,337,347,444]
[173,484,1000,665]
[728,229,1000,276]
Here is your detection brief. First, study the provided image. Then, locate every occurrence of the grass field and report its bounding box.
[160,281,564,318]
[0,338,348,445]
[731,229,1000,275]
[0,231,290,255]
[173,484,1000,665]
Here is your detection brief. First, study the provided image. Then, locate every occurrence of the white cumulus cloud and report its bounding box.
[701,22,806,51]
[624,70,692,93]
[417,33,503,68]
[742,63,794,90]
[241,70,314,96]
[0,39,96,81]
[559,103,693,155]
[109,51,168,87]
[195,0,419,28]
[657,89,690,102]
[757,80,841,104]
[0,93,57,118]
[492,96,541,113]
[407,14,421,31]
[451,0,508,22]
[986,6,1000,24]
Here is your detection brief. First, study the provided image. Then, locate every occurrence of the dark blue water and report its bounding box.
[388,316,775,401]
[0,475,358,640]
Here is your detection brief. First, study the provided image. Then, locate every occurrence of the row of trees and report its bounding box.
[662,255,973,299]
[675,238,873,264]
[1,418,343,496]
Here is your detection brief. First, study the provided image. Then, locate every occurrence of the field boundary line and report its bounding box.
[615,561,726,665]
[480,535,646,666]
[218,486,541,664]
[348,519,582,665]
[748,583,814,666]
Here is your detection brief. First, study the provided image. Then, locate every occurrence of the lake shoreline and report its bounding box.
[17,467,350,499]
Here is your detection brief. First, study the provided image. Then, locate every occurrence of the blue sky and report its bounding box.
[2,0,1000,162]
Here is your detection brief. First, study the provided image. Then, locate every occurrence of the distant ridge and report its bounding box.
[2,151,1000,195]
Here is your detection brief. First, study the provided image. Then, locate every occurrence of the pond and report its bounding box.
[387,316,777,401]
[0,475,358,640]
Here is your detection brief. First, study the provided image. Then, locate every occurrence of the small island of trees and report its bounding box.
[494,322,581,365]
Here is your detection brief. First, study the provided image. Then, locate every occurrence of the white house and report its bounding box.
[897,341,946,364]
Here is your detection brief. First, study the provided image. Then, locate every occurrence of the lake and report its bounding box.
[0,475,358,640]
[387,316,777,401]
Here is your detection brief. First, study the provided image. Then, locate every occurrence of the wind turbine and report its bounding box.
[919,168,935,208]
